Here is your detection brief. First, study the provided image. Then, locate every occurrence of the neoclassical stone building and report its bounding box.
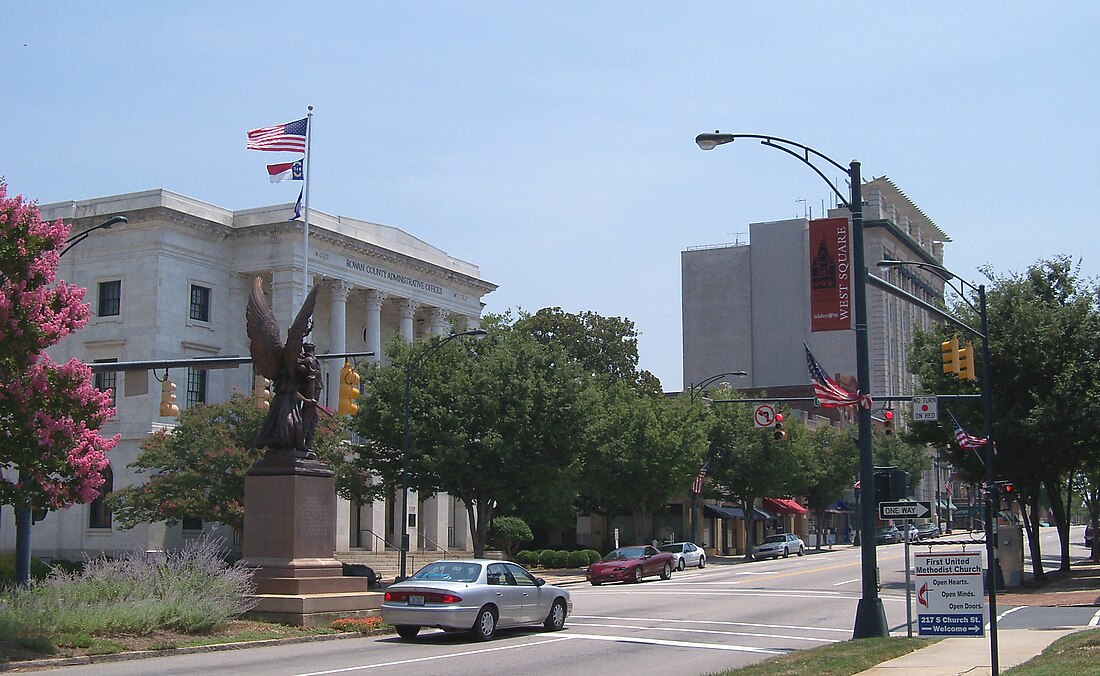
[0,188,495,562]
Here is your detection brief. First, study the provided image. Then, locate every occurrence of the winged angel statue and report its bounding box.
[246,277,325,461]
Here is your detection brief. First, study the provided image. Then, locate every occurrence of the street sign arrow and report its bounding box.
[878,500,933,520]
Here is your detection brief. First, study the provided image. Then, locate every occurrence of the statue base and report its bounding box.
[242,460,378,627]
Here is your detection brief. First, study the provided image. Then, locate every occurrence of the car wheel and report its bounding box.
[544,598,567,631]
[471,606,497,641]
[676,557,685,572]
[797,545,805,557]
[632,566,643,583]
[698,554,706,569]
[782,547,789,558]
[395,625,420,640]
[590,580,602,586]
[660,562,672,580]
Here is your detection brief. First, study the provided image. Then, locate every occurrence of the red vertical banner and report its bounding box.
[809,217,852,332]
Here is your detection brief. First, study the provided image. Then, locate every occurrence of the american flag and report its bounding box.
[692,461,709,494]
[805,344,863,408]
[948,409,987,449]
[247,118,308,152]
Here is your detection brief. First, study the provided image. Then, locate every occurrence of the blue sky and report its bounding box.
[4,3,1098,390]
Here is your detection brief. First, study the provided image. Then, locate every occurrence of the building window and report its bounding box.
[88,464,113,529]
[97,280,121,317]
[189,284,211,322]
[93,358,118,408]
[186,368,207,408]
[182,517,203,532]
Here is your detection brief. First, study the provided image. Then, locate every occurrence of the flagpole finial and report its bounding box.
[308,105,313,112]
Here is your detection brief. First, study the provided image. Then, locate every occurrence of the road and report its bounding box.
[47,526,1097,675]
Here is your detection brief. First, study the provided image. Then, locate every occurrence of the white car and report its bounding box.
[751,533,805,559]
[658,542,706,571]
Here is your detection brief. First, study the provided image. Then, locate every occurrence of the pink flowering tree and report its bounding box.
[0,181,118,513]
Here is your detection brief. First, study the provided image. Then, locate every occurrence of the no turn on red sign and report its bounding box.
[753,404,776,428]
[912,396,938,422]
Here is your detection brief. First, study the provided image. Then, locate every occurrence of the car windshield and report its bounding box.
[410,562,482,583]
[659,544,684,553]
[604,547,645,560]
[762,535,786,544]
[877,527,896,534]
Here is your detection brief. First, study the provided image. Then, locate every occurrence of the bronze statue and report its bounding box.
[246,277,326,467]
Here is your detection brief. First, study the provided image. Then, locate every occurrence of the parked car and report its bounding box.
[875,526,902,545]
[1086,523,1094,548]
[659,541,706,571]
[381,559,572,641]
[586,545,675,585]
[915,522,940,540]
[751,533,805,559]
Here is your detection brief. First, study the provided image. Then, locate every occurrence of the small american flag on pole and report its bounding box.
[805,343,867,408]
[247,118,308,152]
[948,409,987,450]
[692,461,709,494]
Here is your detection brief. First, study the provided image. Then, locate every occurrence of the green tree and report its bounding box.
[353,315,589,557]
[801,425,859,550]
[492,516,534,558]
[109,394,349,539]
[579,381,708,542]
[706,395,814,558]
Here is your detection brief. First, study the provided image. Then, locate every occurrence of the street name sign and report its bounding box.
[912,396,938,421]
[914,550,985,637]
[879,500,932,519]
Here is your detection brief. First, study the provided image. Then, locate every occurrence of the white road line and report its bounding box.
[985,605,1025,632]
[292,636,574,675]
[566,621,841,643]
[571,614,850,633]
[573,589,859,600]
[561,632,788,654]
[1090,608,1100,627]
[833,578,860,586]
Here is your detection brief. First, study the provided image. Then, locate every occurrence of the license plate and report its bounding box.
[408,595,425,606]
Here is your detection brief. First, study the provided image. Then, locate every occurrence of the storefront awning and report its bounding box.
[704,504,776,520]
[825,500,853,513]
[764,497,808,515]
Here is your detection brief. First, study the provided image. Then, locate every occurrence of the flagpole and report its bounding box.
[301,105,314,298]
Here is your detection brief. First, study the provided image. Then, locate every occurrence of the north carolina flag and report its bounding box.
[267,159,304,183]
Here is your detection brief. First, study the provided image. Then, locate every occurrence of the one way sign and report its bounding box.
[879,501,933,520]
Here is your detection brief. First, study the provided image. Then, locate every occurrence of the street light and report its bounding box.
[60,215,127,257]
[688,371,747,403]
[400,328,487,581]
[877,258,1000,671]
[696,131,888,638]
[14,214,127,586]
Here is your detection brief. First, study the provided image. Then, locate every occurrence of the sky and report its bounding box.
[4,3,1098,391]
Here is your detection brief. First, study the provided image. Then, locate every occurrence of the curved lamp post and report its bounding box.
[688,371,746,545]
[696,131,888,638]
[399,328,487,581]
[15,215,127,586]
[878,258,999,671]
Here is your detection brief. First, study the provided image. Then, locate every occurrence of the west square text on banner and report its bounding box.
[809,217,852,332]
[247,118,308,152]
[267,159,304,183]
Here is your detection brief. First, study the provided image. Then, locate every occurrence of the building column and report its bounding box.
[426,307,450,337]
[269,268,305,337]
[327,280,352,410]
[396,298,418,342]
[363,289,385,363]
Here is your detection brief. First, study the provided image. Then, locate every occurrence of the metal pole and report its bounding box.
[850,161,889,638]
[979,284,999,673]
[400,367,412,581]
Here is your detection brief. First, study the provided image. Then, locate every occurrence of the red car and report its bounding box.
[585,545,675,585]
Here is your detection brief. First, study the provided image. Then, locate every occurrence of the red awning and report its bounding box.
[763,497,807,515]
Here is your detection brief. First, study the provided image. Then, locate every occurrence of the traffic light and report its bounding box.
[252,374,271,409]
[874,469,892,504]
[159,376,179,417]
[337,360,361,415]
[883,409,894,435]
[957,341,977,381]
[891,469,911,499]
[773,413,786,441]
[941,335,960,376]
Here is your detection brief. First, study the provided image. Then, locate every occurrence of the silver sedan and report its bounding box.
[381,559,573,641]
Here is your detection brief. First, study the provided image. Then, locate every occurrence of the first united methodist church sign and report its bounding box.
[809,217,852,332]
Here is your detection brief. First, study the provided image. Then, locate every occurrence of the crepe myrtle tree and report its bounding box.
[0,181,118,526]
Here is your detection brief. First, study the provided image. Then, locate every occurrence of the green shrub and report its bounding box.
[514,550,538,567]
[541,550,568,568]
[585,549,602,564]
[566,550,589,568]
[493,517,534,558]
[0,553,53,585]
